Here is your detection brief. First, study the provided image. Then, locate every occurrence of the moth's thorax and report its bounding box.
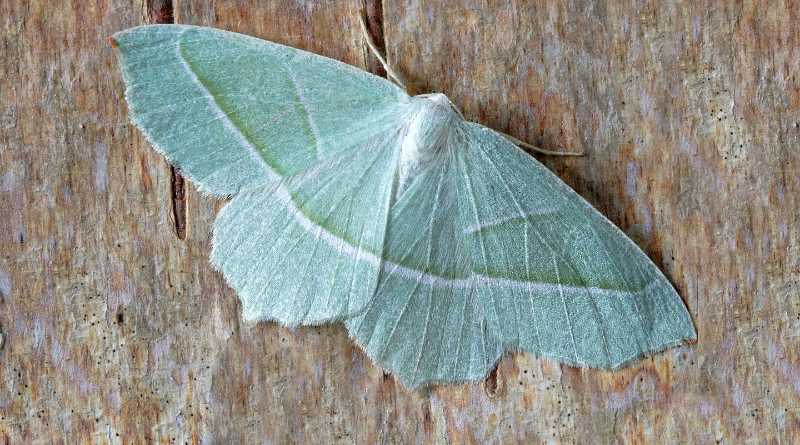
[396,94,460,191]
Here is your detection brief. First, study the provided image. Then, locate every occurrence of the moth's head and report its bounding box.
[414,92,460,116]
[426,93,450,108]
[407,93,461,143]
[396,92,460,190]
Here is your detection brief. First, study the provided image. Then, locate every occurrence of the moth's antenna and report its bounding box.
[357,6,581,157]
[499,132,585,156]
[358,6,408,91]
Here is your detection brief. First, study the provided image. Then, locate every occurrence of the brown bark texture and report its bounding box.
[1,0,798,443]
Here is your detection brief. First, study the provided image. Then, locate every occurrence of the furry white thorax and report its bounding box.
[396,93,460,193]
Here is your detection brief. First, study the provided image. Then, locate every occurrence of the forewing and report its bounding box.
[348,122,696,388]
[457,123,696,371]
[211,120,408,326]
[112,24,407,195]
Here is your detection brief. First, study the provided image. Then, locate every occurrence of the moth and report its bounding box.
[111,18,696,389]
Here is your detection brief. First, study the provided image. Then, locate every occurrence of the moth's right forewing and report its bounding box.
[454,124,697,370]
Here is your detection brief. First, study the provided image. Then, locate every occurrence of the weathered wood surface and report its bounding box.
[1,0,798,443]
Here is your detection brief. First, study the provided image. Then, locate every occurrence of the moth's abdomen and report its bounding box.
[397,94,460,192]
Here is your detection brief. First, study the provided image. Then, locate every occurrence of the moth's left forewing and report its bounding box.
[113,24,416,326]
[112,25,408,196]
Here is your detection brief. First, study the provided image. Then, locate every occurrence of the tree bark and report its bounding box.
[1,0,798,443]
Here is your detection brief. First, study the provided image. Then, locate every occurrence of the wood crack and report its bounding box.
[362,0,387,78]
[169,166,186,240]
[147,0,185,240]
[147,0,173,24]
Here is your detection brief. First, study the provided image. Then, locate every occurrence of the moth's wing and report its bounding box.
[211,118,408,325]
[346,122,697,388]
[345,151,482,387]
[455,124,697,369]
[113,24,411,324]
[112,24,407,195]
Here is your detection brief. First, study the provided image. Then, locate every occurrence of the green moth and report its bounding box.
[112,24,696,388]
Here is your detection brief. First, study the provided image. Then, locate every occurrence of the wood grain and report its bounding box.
[1,0,798,443]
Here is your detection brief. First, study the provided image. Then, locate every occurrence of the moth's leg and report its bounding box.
[498,131,585,156]
[358,7,408,90]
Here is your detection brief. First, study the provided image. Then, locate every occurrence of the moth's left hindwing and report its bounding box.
[211,128,406,325]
